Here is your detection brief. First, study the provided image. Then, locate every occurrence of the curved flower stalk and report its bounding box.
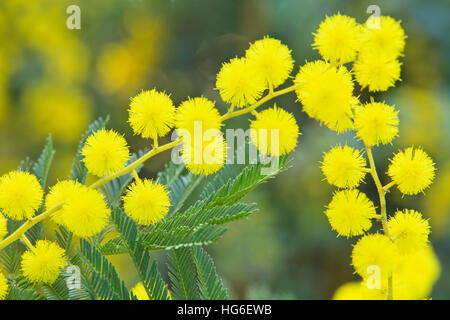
[0,13,439,300]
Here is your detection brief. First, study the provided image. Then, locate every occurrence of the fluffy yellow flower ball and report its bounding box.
[294,60,355,133]
[393,246,440,300]
[175,97,222,141]
[352,234,398,279]
[388,209,430,253]
[388,147,435,195]
[123,179,171,225]
[249,106,299,156]
[0,273,8,300]
[332,282,363,300]
[45,180,84,225]
[0,171,43,220]
[216,57,266,108]
[21,240,66,284]
[321,145,367,188]
[361,16,406,59]
[181,135,227,176]
[128,89,176,140]
[313,13,363,63]
[59,187,110,238]
[0,214,6,241]
[245,37,294,89]
[325,189,375,237]
[82,129,130,177]
[354,102,399,146]
[354,51,401,92]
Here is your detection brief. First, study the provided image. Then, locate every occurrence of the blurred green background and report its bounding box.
[0,0,449,299]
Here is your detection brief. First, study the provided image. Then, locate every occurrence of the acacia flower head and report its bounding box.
[313,13,363,63]
[361,16,406,59]
[294,60,355,133]
[216,57,266,108]
[128,89,176,140]
[82,129,130,177]
[0,214,6,241]
[321,145,367,188]
[21,240,66,284]
[249,105,299,156]
[388,209,430,253]
[59,187,110,238]
[123,179,171,225]
[393,246,440,300]
[45,180,85,225]
[354,50,401,92]
[325,189,375,237]
[354,102,399,146]
[181,135,227,176]
[0,273,7,300]
[245,37,294,89]
[388,147,435,195]
[352,234,398,278]
[0,171,43,220]
[175,97,222,141]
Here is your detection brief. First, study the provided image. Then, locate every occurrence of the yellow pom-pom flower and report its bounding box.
[354,51,401,92]
[175,97,222,140]
[387,147,435,195]
[21,240,66,284]
[216,57,266,108]
[0,214,7,241]
[313,13,363,64]
[361,16,406,59]
[325,189,375,237]
[332,282,363,300]
[82,129,130,177]
[354,102,399,146]
[249,106,299,156]
[245,37,294,89]
[294,60,355,133]
[45,180,84,225]
[181,135,227,176]
[0,171,43,220]
[352,234,398,278]
[128,89,176,140]
[388,209,430,253]
[123,179,171,225]
[321,145,367,188]
[59,187,110,238]
[393,246,440,300]
[0,273,8,300]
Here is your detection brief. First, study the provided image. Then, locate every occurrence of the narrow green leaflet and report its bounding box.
[191,246,228,300]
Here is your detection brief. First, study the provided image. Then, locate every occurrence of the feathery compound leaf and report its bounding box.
[41,277,69,300]
[110,208,170,300]
[70,116,110,183]
[32,134,55,190]
[167,247,199,300]
[191,246,228,300]
[78,238,134,300]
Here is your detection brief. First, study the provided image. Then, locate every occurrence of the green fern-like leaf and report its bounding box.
[191,246,228,300]
[78,238,134,300]
[167,247,199,300]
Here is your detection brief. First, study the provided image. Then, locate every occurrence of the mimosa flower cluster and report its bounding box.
[0,13,439,300]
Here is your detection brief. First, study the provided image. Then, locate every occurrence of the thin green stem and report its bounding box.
[21,235,34,249]
[365,145,393,300]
